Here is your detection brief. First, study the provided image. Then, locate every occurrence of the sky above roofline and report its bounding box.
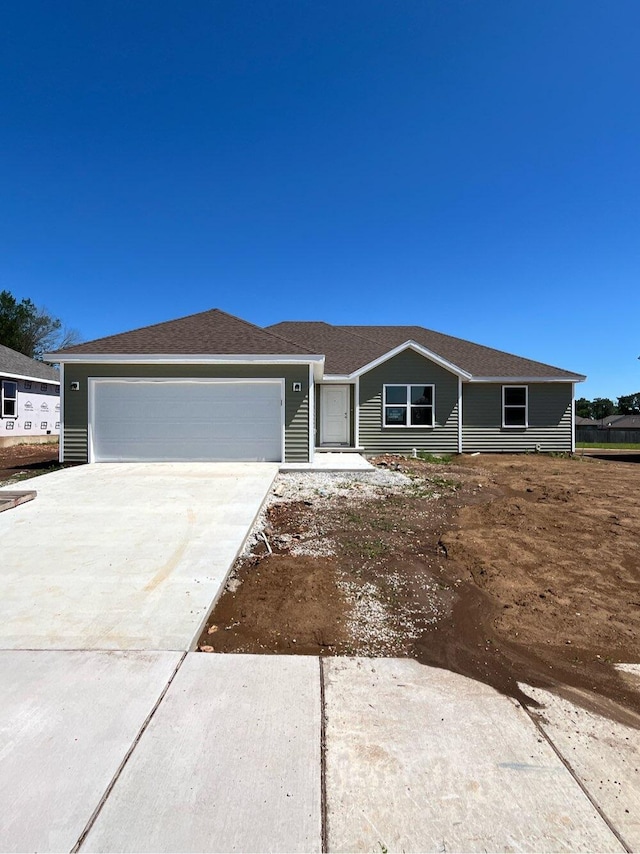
[2,2,639,398]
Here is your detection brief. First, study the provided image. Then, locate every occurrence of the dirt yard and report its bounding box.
[0,442,61,486]
[199,453,640,723]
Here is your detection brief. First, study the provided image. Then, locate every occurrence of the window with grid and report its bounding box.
[383,384,435,427]
[1,381,17,418]
[502,385,528,427]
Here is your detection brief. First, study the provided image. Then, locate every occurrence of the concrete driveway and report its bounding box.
[0,462,277,650]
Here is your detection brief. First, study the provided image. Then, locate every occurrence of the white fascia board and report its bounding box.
[468,375,586,383]
[319,375,353,383]
[348,341,472,381]
[0,370,60,385]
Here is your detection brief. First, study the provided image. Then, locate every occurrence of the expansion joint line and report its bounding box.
[319,655,329,854]
[521,702,632,854]
[70,651,188,854]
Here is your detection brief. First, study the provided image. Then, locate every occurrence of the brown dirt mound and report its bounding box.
[200,453,640,723]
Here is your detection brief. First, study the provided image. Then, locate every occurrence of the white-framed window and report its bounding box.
[383,384,435,427]
[1,381,18,418]
[502,385,528,427]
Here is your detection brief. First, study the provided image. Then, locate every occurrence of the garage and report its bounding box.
[89,378,284,462]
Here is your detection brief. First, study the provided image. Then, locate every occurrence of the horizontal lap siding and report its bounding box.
[63,364,309,463]
[359,350,459,454]
[462,383,572,452]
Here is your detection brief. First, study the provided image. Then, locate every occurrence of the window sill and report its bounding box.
[383,425,437,429]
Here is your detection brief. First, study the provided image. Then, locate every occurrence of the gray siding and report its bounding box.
[462,383,573,452]
[63,363,310,463]
[358,350,459,454]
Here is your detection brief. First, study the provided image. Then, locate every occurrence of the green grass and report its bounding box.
[416,451,453,464]
[577,442,640,450]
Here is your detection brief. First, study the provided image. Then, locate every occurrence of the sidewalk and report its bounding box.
[1,653,637,853]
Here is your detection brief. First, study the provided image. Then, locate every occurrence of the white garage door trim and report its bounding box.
[88,377,285,463]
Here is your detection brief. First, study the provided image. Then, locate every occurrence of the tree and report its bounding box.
[591,397,616,421]
[575,397,593,419]
[0,290,80,360]
[617,392,640,414]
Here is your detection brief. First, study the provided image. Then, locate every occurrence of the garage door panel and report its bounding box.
[91,380,283,462]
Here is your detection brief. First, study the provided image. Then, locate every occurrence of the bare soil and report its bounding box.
[0,442,62,485]
[200,454,640,723]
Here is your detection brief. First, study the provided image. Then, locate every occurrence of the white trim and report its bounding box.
[458,376,463,454]
[59,364,65,463]
[470,376,585,383]
[502,385,529,429]
[382,383,436,429]
[87,376,286,464]
[320,384,350,445]
[45,352,324,365]
[350,341,471,380]
[0,370,60,385]
[354,376,360,449]
[571,382,576,453]
[308,364,315,463]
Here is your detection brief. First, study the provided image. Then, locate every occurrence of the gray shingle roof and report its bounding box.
[48,307,585,381]
[268,322,585,380]
[0,344,60,382]
[267,322,389,374]
[50,309,316,357]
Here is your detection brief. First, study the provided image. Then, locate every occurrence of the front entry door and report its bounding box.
[321,385,350,445]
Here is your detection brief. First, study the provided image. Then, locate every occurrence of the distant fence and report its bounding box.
[577,427,640,444]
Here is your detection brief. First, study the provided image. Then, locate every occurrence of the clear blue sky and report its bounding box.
[1,1,639,400]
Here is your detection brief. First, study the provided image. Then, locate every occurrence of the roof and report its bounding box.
[268,321,585,380]
[266,322,388,375]
[49,309,316,358]
[0,343,60,383]
[603,414,640,428]
[47,307,584,381]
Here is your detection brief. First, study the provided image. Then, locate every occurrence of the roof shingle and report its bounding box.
[0,344,60,382]
[50,309,316,357]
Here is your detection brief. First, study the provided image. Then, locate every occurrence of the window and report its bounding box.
[502,385,528,427]
[1,381,17,418]
[383,384,435,427]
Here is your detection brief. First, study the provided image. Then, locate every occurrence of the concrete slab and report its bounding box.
[324,658,623,853]
[281,453,373,472]
[523,682,640,852]
[81,653,322,853]
[0,650,181,854]
[0,463,277,650]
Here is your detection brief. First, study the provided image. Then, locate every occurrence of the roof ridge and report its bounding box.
[52,308,317,357]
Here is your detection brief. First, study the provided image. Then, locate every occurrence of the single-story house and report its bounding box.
[0,344,61,447]
[46,309,585,463]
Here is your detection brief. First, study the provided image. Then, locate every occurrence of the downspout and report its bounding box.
[457,376,463,454]
[58,363,64,463]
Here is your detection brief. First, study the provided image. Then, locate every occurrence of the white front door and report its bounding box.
[320,385,350,445]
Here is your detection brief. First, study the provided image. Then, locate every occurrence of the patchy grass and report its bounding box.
[0,461,65,486]
[417,451,453,464]
[577,442,640,450]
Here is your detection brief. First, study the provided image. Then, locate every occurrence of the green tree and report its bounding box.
[617,392,640,414]
[591,397,616,421]
[575,397,593,419]
[0,290,79,359]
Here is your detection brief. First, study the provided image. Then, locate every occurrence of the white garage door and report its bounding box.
[90,379,284,462]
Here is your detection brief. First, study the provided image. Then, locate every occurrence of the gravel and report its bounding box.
[239,469,412,559]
